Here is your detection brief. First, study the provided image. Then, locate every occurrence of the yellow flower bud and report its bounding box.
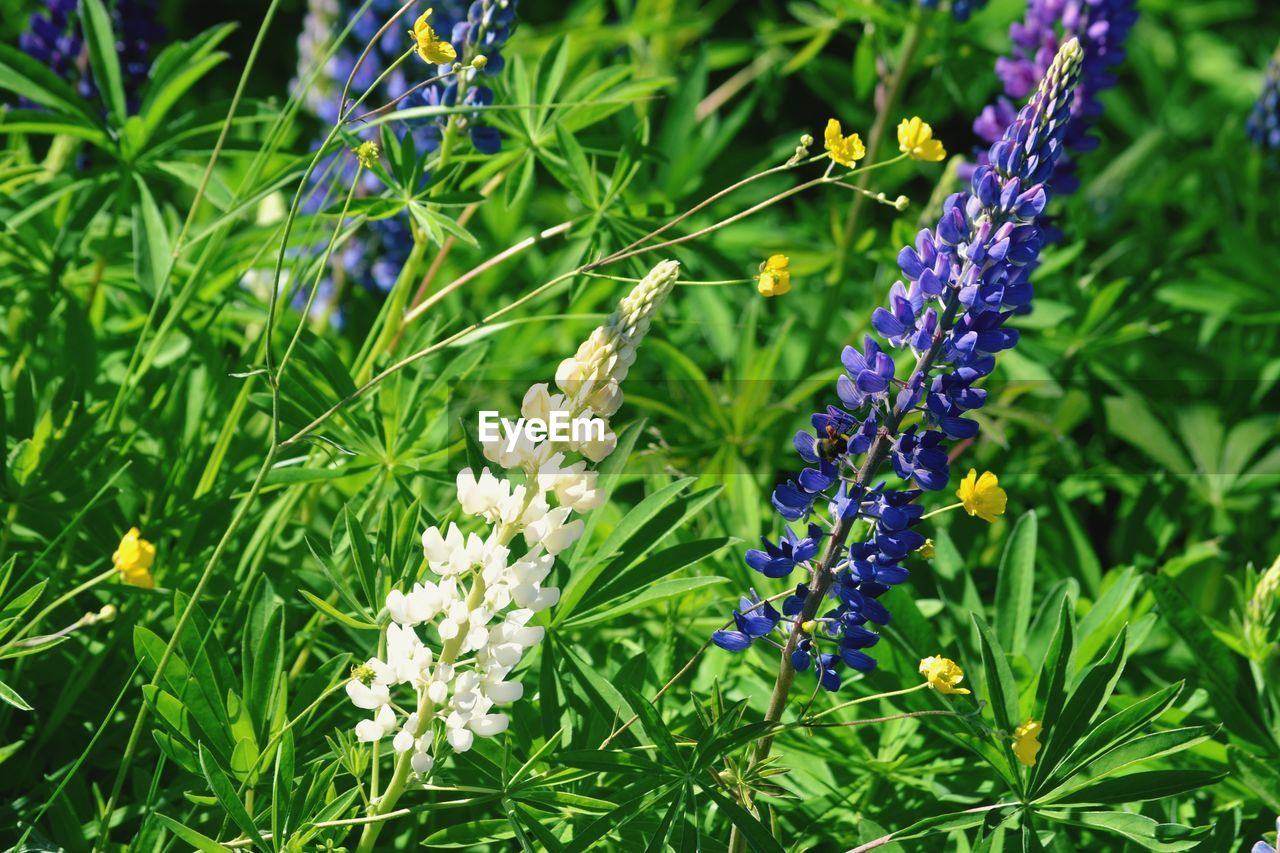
[113,527,155,589]
[354,141,380,169]
[472,54,488,69]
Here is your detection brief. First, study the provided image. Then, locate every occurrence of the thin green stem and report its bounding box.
[921,501,964,519]
[5,567,116,648]
[804,682,928,722]
[830,18,923,286]
[106,0,282,430]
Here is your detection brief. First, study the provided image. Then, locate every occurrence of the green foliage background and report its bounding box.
[2,0,1280,849]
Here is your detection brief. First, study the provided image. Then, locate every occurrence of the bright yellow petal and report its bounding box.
[423,40,457,64]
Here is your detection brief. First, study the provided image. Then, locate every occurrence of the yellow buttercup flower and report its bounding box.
[756,254,792,297]
[113,527,155,589]
[957,469,1008,523]
[408,10,458,65]
[916,538,935,559]
[918,655,971,695]
[354,141,380,168]
[823,119,866,168]
[897,117,946,162]
[1013,719,1042,767]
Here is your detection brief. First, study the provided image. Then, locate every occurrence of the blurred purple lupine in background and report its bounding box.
[292,0,518,317]
[19,0,164,112]
[967,0,1137,194]
[1248,45,1280,152]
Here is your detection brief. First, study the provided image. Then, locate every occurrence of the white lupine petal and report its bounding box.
[355,719,385,742]
[346,679,389,710]
[530,587,560,611]
[447,726,475,752]
[393,728,414,753]
[485,681,523,703]
[471,714,509,737]
[411,751,434,775]
[428,680,449,704]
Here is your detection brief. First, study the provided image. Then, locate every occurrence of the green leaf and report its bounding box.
[1048,769,1224,805]
[0,679,33,711]
[80,0,127,123]
[198,743,263,845]
[1031,627,1128,791]
[564,576,727,628]
[973,614,1019,734]
[1041,726,1215,804]
[153,813,227,853]
[0,43,100,124]
[995,510,1037,653]
[132,177,172,297]
[1040,682,1184,791]
[704,788,785,853]
[1148,573,1271,746]
[1035,810,1206,851]
[299,589,379,631]
[424,818,516,847]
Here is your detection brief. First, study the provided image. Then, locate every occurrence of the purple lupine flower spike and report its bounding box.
[716,41,1086,694]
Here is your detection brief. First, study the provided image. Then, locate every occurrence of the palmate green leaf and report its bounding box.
[1036,809,1207,851]
[995,510,1037,653]
[557,476,695,620]
[80,0,126,124]
[506,800,566,852]
[1036,681,1185,792]
[1030,627,1127,793]
[562,783,680,853]
[138,22,235,141]
[1039,725,1216,804]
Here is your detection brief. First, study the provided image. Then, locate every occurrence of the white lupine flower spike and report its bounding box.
[347,259,679,782]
